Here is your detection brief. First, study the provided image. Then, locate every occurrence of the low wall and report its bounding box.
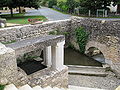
[0,19,71,43]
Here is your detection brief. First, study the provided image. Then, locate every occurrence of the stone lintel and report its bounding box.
[6,35,65,57]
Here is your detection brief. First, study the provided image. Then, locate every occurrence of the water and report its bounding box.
[64,48,102,67]
[92,54,105,64]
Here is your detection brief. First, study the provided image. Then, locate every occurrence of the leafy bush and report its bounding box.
[0,85,5,90]
[75,27,89,53]
[48,0,57,8]
[79,7,88,15]
[49,30,60,35]
[57,1,68,12]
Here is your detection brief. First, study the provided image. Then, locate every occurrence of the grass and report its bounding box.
[0,13,47,24]
[1,40,16,44]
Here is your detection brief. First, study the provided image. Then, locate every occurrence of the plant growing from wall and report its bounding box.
[75,27,89,53]
[0,85,5,90]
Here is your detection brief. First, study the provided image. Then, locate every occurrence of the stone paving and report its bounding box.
[68,71,120,90]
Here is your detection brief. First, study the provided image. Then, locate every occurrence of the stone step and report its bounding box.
[4,84,18,90]
[67,65,108,76]
[53,87,62,90]
[4,84,107,90]
[43,86,53,90]
[69,85,106,90]
[33,86,42,90]
[18,84,33,90]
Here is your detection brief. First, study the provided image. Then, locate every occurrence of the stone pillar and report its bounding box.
[51,40,65,71]
[0,43,17,84]
[43,46,52,67]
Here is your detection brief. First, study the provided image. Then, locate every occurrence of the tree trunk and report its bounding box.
[19,6,21,13]
[10,8,13,17]
[117,4,120,14]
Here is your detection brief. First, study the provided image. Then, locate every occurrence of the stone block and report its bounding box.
[0,43,17,82]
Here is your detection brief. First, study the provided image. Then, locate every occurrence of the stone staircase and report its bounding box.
[4,84,106,90]
[67,65,108,76]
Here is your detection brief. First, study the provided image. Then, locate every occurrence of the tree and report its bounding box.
[79,0,112,13]
[0,0,41,17]
[66,0,78,13]
[48,0,57,8]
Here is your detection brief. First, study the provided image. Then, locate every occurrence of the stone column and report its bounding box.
[43,46,52,67]
[0,43,17,84]
[51,40,65,71]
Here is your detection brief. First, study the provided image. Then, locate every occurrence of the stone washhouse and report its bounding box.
[0,16,120,89]
[0,35,68,88]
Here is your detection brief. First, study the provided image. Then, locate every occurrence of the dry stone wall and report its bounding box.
[0,19,71,43]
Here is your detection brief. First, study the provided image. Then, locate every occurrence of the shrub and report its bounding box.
[57,1,68,12]
[0,85,5,90]
[48,0,57,8]
[75,27,89,53]
[79,7,88,15]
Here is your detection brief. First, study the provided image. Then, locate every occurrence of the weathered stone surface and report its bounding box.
[0,43,17,77]
[71,16,120,77]
[6,35,65,58]
[0,20,71,43]
[13,66,68,88]
[0,18,6,27]
[0,43,18,85]
[0,78,8,85]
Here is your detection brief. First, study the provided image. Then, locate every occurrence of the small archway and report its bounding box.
[86,47,105,64]
[85,41,113,65]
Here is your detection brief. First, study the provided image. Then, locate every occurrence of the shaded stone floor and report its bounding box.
[68,71,120,90]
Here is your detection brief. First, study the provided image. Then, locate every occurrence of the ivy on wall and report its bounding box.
[75,27,89,53]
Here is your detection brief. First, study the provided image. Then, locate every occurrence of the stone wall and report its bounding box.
[11,66,68,88]
[71,17,120,77]
[0,19,71,43]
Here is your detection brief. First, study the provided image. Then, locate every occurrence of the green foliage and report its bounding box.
[48,0,57,8]
[0,85,5,90]
[66,0,77,13]
[0,13,47,24]
[68,43,75,49]
[41,0,49,6]
[49,30,61,35]
[1,40,16,44]
[0,0,41,17]
[17,53,40,64]
[79,0,113,13]
[75,27,89,53]
[79,6,88,15]
[23,54,39,61]
[57,1,68,12]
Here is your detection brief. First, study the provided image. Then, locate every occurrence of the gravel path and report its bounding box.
[25,7,71,21]
[68,71,120,90]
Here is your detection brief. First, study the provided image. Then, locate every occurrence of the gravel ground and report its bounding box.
[68,71,120,90]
